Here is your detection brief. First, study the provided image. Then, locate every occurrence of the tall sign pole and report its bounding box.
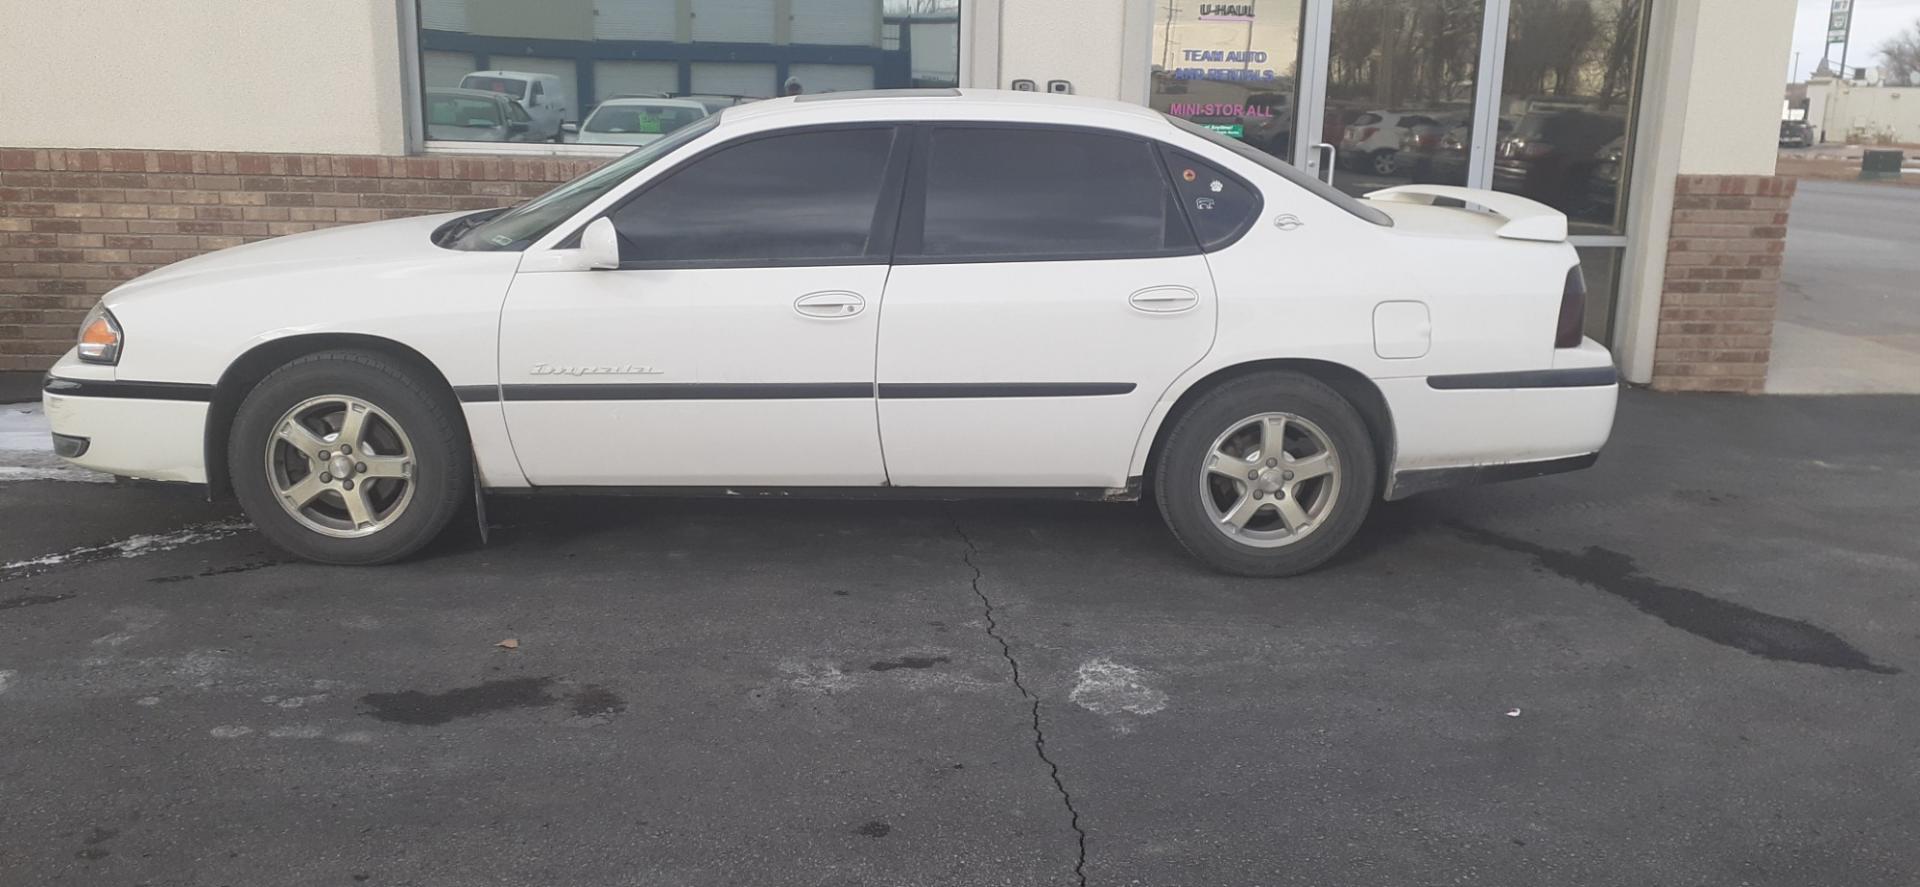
[1828,0,1855,78]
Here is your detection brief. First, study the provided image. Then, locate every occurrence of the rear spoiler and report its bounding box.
[1363,184,1568,243]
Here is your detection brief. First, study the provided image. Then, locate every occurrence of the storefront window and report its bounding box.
[1325,0,1485,197]
[1494,0,1646,234]
[415,0,961,145]
[1574,245,1620,341]
[1149,1,1306,160]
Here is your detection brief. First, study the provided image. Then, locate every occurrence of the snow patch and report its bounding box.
[0,404,50,451]
[0,670,15,694]
[0,519,252,581]
[1068,658,1169,716]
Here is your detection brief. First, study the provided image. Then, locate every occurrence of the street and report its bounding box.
[1771,177,1920,393]
[1,390,1917,886]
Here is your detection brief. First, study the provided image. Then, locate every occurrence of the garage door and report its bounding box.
[790,0,880,46]
[594,61,679,102]
[786,64,874,94]
[691,0,775,43]
[594,0,676,40]
[420,0,469,32]
[691,62,776,98]
[490,57,580,123]
[422,51,479,89]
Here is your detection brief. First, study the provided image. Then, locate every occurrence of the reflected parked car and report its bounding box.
[460,70,570,141]
[1585,136,1626,222]
[573,98,711,147]
[1493,108,1625,215]
[1779,120,1815,148]
[423,89,542,143]
[1342,111,1460,176]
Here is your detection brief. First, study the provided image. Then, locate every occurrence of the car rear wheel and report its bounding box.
[229,350,470,565]
[1371,149,1398,176]
[1154,372,1377,576]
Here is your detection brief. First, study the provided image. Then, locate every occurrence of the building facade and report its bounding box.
[1,0,1797,391]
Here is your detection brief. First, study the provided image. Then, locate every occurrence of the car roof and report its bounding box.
[717,88,1168,136]
[464,70,553,81]
[427,87,514,103]
[592,97,710,111]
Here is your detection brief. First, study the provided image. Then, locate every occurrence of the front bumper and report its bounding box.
[42,356,210,483]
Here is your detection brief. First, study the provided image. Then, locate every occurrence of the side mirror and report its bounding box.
[577,217,621,271]
[562,122,579,134]
[507,121,529,135]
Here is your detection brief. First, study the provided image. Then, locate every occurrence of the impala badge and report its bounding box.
[1273,214,1304,231]
[530,363,665,377]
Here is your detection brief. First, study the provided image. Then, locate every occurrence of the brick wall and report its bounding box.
[0,148,609,371]
[1651,174,1796,393]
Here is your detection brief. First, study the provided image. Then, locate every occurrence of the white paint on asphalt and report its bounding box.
[0,519,252,581]
[1068,658,1169,716]
[209,725,254,738]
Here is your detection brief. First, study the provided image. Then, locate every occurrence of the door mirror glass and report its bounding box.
[578,217,621,270]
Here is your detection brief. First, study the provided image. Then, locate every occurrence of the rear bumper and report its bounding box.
[1379,348,1618,500]
[42,363,210,483]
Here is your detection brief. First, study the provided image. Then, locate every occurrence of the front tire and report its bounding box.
[228,350,470,565]
[1154,372,1377,577]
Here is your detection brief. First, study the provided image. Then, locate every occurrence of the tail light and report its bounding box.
[1555,265,1586,349]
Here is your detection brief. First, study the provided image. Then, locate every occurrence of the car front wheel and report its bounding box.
[1154,372,1377,576]
[228,350,470,565]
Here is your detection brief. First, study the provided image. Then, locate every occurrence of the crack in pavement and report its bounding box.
[950,512,1089,887]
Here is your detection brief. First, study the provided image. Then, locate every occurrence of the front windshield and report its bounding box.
[585,104,707,135]
[450,115,721,251]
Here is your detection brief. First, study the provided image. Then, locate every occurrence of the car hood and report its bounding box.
[105,211,484,303]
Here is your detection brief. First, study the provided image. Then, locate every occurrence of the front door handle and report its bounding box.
[1128,286,1200,314]
[794,290,866,318]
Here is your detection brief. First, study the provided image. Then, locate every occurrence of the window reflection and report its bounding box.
[1325,0,1485,196]
[1149,1,1305,159]
[1495,0,1644,233]
[416,0,962,143]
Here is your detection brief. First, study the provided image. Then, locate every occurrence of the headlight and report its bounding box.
[77,303,123,364]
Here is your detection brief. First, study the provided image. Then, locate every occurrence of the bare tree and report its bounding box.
[1880,18,1920,86]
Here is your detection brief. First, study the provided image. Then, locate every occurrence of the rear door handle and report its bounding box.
[1128,286,1200,314]
[794,290,866,318]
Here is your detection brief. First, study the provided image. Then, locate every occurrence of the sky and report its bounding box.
[1787,0,1920,80]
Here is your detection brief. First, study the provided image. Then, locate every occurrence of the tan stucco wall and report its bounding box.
[0,0,407,155]
[1672,0,1799,175]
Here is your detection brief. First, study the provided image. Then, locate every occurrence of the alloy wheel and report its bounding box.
[1199,412,1343,548]
[264,394,417,538]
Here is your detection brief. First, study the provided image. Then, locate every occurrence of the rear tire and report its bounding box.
[228,350,469,565]
[1154,372,1377,577]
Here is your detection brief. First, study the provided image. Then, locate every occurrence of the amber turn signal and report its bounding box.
[77,306,122,364]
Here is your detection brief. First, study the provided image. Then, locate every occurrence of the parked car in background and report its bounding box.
[1779,120,1815,148]
[1341,111,1460,176]
[1585,135,1627,223]
[42,90,1616,577]
[675,93,762,114]
[459,70,570,141]
[573,98,711,146]
[423,89,542,143]
[1493,107,1626,215]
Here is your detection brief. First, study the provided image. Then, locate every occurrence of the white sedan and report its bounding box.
[42,89,1617,575]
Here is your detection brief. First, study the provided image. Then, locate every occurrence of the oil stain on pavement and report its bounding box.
[1454,523,1900,674]
[360,677,629,725]
[868,654,949,672]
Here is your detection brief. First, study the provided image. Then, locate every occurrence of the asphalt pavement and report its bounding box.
[1770,178,1920,393]
[1,391,1917,886]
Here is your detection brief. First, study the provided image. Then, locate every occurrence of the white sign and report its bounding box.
[1827,0,1852,44]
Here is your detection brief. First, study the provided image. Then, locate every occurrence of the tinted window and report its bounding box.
[1161,150,1261,251]
[610,127,895,265]
[916,127,1190,260]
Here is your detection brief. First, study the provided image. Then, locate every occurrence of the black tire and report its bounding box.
[1153,372,1378,577]
[228,350,470,566]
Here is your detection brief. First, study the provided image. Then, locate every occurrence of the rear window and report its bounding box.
[426,95,503,128]
[1163,115,1393,227]
[462,76,528,99]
